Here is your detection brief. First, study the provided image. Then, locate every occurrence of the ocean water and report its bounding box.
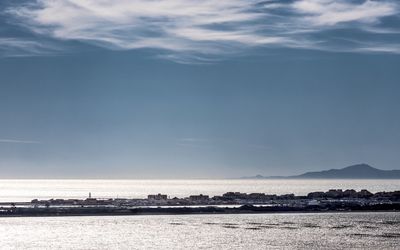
[0,179,399,202]
[0,212,399,249]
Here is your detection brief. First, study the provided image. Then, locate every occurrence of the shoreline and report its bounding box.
[2,204,399,218]
[1,210,399,218]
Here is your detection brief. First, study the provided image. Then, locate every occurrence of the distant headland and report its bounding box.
[241,164,400,179]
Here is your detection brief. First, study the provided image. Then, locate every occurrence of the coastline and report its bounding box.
[2,189,399,218]
[2,203,399,218]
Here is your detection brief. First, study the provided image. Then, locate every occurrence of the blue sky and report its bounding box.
[1,0,400,178]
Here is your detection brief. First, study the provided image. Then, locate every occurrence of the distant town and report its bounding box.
[1,189,399,217]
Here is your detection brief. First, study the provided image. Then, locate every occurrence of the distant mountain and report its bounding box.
[242,164,400,179]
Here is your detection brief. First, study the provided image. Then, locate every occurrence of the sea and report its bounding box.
[0,179,399,202]
[0,179,399,249]
[0,212,399,249]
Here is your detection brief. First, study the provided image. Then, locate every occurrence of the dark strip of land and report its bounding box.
[1,203,400,217]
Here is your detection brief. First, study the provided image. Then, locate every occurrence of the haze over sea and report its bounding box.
[1,179,399,202]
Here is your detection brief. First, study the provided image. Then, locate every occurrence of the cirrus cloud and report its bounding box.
[292,0,398,26]
[4,0,400,62]
[0,138,40,144]
[0,37,62,57]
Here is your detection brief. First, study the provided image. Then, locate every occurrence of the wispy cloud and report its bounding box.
[4,0,400,61]
[176,137,270,152]
[176,137,212,148]
[292,0,398,26]
[178,138,209,143]
[0,37,62,57]
[0,138,40,144]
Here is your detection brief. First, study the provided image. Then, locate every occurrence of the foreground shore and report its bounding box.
[1,203,400,217]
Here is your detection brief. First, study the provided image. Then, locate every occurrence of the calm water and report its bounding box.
[0,179,399,202]
[0,212,399,249]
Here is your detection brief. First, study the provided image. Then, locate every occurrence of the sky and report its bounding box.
[0,0,400,178]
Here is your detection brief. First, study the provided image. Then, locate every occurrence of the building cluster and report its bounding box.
[307,189,373,199]
[148,194,168,200]
[213,192,295,201]
[307,189,400,200]
[29,189,400,208]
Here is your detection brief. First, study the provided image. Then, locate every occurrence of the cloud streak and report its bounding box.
[0,138,40,144]
[4,0,400,61]
[0,37,62,57]
[292,0,398,26]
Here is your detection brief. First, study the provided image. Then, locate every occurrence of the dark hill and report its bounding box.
[242,164,400,179]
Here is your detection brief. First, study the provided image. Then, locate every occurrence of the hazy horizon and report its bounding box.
[1,0,400,178]
[0,162,398,179]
